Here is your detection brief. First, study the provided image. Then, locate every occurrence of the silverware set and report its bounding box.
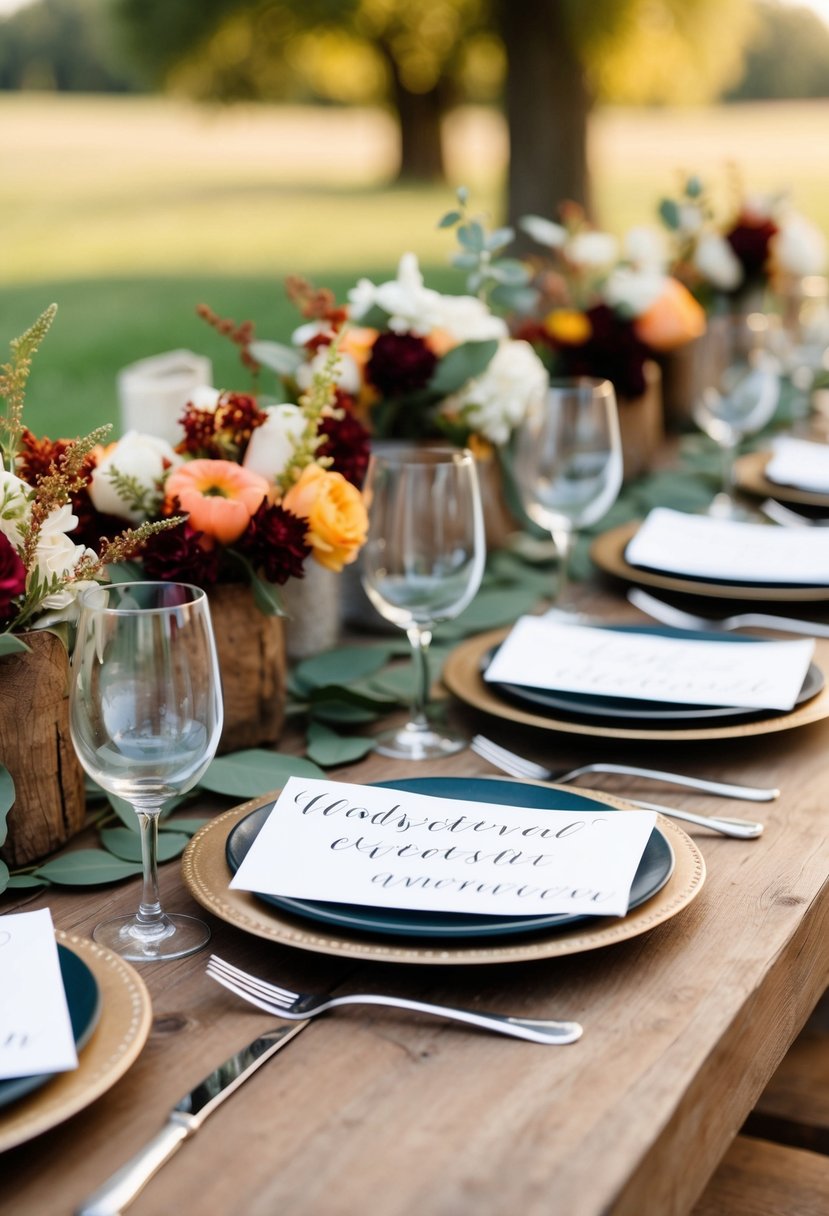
[628,586,829,638]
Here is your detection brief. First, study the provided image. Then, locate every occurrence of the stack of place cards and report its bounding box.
[766,437,829,495]
[484,616,814,712]
[0,908,78,1080]
[626,507,829,585]
[230,777,657,919]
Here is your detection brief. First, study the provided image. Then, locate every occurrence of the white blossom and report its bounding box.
[519,215,568,249]
[0,461,32,549]
[242,404,306,484]
[693,232,744,291]
[603,267,667,318]
[442,340,548,446]
[565,231,619,270]
[89,431,180,524]
[772,213,827,278]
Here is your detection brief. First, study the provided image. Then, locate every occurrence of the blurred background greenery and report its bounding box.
[2,0,829,437]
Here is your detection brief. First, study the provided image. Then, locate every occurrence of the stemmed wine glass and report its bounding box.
[361,448,485,759]
[69,582,223,962]
[692,312,781,517]
[512,378,623,620]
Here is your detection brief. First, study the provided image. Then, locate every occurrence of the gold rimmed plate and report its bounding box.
[442,627,829,742]
[181,786,706,966]
[734,450,829,510]
[590,519,829,603]
[0,933,152,1154]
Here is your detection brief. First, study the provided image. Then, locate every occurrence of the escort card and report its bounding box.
[626,507,829,584]
[484,616,813,710]
[0,909,78,1081]
[766,436,829,494]
[229,777,658,919]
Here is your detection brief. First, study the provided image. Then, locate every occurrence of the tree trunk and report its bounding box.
[380,41,447,181]
[497,0,594,231]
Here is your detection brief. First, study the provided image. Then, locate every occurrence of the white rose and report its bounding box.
[442,340,548,446]
[771,213,827,278]
[295,347,362,396]
[565,231,619,269]
[242,404,305,485]
[693,232,743,291]
[519,215,567,249]
[623,226,666,271]
[89,431,180,524]
[33,504,97,587]
[348,253,444,335]
[433,294,508,343]
[0,462,32,548]
[188,385,223,412]
[603,267,667,318]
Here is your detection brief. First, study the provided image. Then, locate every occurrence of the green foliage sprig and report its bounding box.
[0,303,57,466]
[439,186,534,312]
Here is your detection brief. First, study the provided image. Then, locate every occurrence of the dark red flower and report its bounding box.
[178,392,267,461]
[366,332,438,397]
[726,216,778,283]
[318,400,371,488]
[556,304,650,400]
[235,502,310,585]
[140,521,221,586]
[0,532,26,624]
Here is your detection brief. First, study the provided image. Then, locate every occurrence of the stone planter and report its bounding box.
[208,583,287,753]
[618,360,664,482]
[281,560,343,661]
[0,630,86,868]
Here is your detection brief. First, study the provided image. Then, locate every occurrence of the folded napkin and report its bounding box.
[0,908,78,1080]
[766,436,829,494]
[484,616,813,711]
[626,507,829,585]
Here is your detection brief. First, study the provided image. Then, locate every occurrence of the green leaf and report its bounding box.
[306,722,375,767]
[100,826,189,863]
[159,817,209,836]
[0,634,30,656]
[247,339,302,377]
[485,226,515,252]
[199,749,325,798]
[0,764,14,848]
[457,221,485,253]
[456,185,469,205]
[308,702,381,726]
[5,873,48,889]
[428,339,499,397]
[686,175,703,198]
[307,684,397,711]
[33,850,144,886]
[105,560,143,584]
[107,794,140,831]
[437,209,462,229]
[293,645,394,691]
[249,569,285,617]
[451,252,480,271]
[0,858,8,894]
[445,584,542,635]
[488,258,529,286]
[84,774,108,803]
[658,198,681,231]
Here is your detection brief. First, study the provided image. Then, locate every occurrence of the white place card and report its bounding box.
[626,507,829,585]
[229,777,658,919]
[484,616,813,711]
[0,909,78,1080]
[766,437,829,494]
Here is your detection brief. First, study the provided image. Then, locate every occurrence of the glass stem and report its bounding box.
[551,525,574,606]
[135,807,166,933]
[721,439,738,501]
[406,624,433,733]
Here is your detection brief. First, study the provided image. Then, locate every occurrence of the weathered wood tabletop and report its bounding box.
[3,588,829,1216]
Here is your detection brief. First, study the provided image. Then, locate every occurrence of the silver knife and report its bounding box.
[75,1021,309,1216]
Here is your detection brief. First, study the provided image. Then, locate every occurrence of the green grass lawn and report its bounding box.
[3,93,829,438]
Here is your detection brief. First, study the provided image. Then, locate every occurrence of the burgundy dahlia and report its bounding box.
[558,304,650,400]
[366,332,438,397]
[235,502,311,585]
[0,532,26,624]
[178,392,267,461]
[318,401,371,488]
[726,217,778,284]
[140,521,221,586]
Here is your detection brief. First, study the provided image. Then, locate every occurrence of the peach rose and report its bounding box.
[164,459,269,545]
[282,464,368,572]
[633,278,706,352]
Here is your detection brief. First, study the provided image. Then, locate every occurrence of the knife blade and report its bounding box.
[75,1021,310,1216]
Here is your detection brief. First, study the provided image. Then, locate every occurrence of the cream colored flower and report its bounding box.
[89,431,180,524]
[243,404,306,484]
[442,340,548,446]
[565,231,619,269]
[0,460,32,549]
[771,213,827,278]
[693,233,743,291]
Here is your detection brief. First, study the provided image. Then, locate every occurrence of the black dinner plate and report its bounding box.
[225,777,674,940]
[0,944,101,1109]
[483,624,823,726]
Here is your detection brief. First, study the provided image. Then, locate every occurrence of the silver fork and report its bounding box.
[628,587,829,639]
[760,499,829,528]
[206,956,582,1045]
[471,734,777,803]
[471,736,763,839]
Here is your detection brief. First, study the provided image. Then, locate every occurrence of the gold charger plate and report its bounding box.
[442,626,829,742]
[590,519,829,603]
[734,450,829,509]
[0,932,152,1154]
[181,793,705,966]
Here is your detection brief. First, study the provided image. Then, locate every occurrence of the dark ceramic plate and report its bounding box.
[225,777,674,940]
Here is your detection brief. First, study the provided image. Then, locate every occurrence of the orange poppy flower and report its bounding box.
[164,460,269,545]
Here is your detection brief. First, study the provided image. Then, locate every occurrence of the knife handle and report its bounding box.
[75,1116,193,1216]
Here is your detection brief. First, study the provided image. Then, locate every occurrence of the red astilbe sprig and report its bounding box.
[285,275,348,330]
[177,391,267,462]
[196,304,260,375]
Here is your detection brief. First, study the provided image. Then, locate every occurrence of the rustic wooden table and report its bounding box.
[3,588,829,1216]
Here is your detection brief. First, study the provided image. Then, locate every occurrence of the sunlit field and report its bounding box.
[2,92,829,436]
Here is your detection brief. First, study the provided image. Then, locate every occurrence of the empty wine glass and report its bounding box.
[361,448,485,759]
[693,312,781,517]
[69,582,223,961]
[513,378,623,620]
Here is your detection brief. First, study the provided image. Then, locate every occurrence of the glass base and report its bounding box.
[542,605,599,626]
[706,492,762,522]
[374,722,467,761]
[92,912,211,962]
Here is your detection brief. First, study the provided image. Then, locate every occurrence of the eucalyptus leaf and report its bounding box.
[308,702,381,726]
[83,774,108,803]
[487,258,530,286]
[107,794,140,831]
[105,561,143,584]
[448,584,542,633]
[451,252,481,271]
[438,209,462,229]
[159,818,209,836]
[293,645,395,691]
[457,220,485,252]
[247,339,302,377]
[485,226,515,252]
[0,858,7,894]
[5,873,48,889]
[0,764,14,848]
[0,634,30,656]
[200,749,325,797]
[428,339,499,397]
[307,684,398,710]
[658,198,681,230]
[33,850,144,886]
[100,826,190,863]
[306,722,375,767]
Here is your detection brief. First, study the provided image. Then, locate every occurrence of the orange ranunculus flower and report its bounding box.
[164,460,269,545]
[340,326,379,369]
[543,309,591,345]
[282,464,368,572]
[634,277,706,352]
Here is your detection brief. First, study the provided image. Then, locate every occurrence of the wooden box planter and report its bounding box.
[208,583,287,754]
[618,360,664,482]
[0,630,86,868]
